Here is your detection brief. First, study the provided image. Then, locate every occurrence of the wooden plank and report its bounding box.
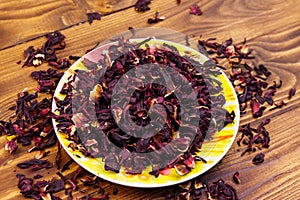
[0,0,300,199]
[0,0,137,49]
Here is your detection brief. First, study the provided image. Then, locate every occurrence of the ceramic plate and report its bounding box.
[52,38,240,188]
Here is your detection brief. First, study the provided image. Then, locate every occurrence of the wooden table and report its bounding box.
[1,0,300,199]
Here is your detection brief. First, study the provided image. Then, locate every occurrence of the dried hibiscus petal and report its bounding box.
[17,159,53,171]
[128,27,135,36]
[54,39,234,178]
[190,4,203,16]
[251,99,266,118]
[252,152,265,164]
[22,31,66,67]
[233,171,240,184]
[135,0,151,12]
[147,12,165,24]
[269,100,287,111]
[288,87,296,99]
[5,139,18,154]
[87,12,101,24]
[17,174,34,196]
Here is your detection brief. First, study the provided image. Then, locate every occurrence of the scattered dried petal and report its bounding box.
[17,159,53,171]
[252,153,265,164]
[288,87,296,99]
[5,139,18,154]
[190,4,203,16]
[87,12,101,24]
[269,100,287,111]
[147,12,165,24]
[233,171,240,184]
[135,0,151,12]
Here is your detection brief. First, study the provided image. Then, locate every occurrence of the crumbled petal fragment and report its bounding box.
[233,171,240,184]
[5,139,18,154]
[147,12,166,24]
[135,0,151,12]
[252,153,265,164]
[22,31,66,67]
[190,4,203,16]
[288,87,296,99]
[87,12,101,24]
[17,159,53,171]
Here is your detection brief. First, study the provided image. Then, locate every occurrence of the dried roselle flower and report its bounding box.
[17,159,53,171]
[22,31,66,67]
[35,150,50,159]
[264,90,275,105]
[190,4,203,16]
[233,171,240,184]
[238,119,270,157]
[62,159,74,172]
[269,100,287,111]
[251,99,266,118]
[44,31,66,51]
[87,12,101,24]
[85,42,100,54]
[45,179,65,193]
[252,152,265,164]
[268,80,282,90]
[5,139,18,154]
[49,58,71,69]
[147,12,165,24]
[128,27,135,36]
[135,0,151,12]
[174,163,191,176]
[194,156,207,163]
[51,194,62,200]
[288,87,296,99]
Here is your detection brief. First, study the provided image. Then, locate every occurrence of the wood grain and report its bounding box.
[0,0,137,49]
[0,0,300,199]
